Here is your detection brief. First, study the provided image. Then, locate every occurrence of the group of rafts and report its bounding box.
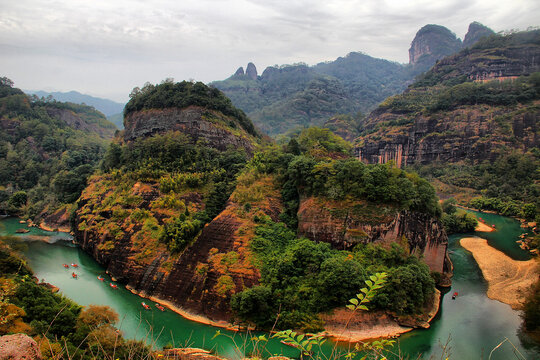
[62,263,165,311]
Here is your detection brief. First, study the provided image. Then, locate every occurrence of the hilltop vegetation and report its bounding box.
[125,80,258,137]
[0,77,115,222]
[229,129,439,329]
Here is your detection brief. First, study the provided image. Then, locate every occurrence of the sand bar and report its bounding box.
[475,221,495,232]
[460,237,539,309]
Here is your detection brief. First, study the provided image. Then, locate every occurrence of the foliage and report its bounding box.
[0,78,113,220]
[159,215,202,253]
[124,80,258,137]
[413,150,540,218]
[232,218,436,329]
[442,209,477,234]
[212,54,412,137]
[522,277,540,341]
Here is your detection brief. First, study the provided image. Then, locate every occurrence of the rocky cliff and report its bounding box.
[463,21,495,49]
[356,102,539,167]
[123,106,257,154]
[357,29,540,168]
[409,24,462,70]
[297,197,449,274]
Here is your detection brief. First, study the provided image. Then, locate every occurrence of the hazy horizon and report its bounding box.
[1,0,539,102]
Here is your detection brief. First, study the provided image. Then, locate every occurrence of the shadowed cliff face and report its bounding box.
[123,106,256,155]
[409,24,462,70]
[297,197,449,274]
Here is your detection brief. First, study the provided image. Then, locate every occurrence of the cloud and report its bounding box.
[0,0,538,102]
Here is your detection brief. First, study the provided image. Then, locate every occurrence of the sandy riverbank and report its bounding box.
[38,222,71,234]
[460,237,539,310]
[475,221,495,232]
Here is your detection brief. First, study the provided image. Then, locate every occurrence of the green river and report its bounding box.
[1,211,539,359]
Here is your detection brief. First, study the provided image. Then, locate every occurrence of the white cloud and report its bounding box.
[0,0,538,102]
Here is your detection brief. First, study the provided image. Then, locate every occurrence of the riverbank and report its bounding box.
[460,237,538,310]
[475,221,495,232]
[125,285,242,331]
[321,290,441,342]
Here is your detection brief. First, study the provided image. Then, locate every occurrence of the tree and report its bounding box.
[78,305,118,329]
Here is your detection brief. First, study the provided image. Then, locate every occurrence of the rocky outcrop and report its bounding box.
[409,24,462,68]
[0,334,41,360]
[356,104,539,167]
[246,62,258,80]
[297,197,449,274]
[123,106,256,155]
[463,22,495,48]
[234,67,245,76]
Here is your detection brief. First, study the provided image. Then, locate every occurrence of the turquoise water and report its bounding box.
[1,215,539,359]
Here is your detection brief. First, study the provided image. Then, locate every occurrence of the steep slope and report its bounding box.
[0,77,116,225]
[75,81,266,320]
[463,21,496,49]
[355,29,540,212]
[408,24,463,74]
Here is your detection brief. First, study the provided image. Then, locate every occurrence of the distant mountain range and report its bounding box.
[212,22,496,137]
[26,90,125,129]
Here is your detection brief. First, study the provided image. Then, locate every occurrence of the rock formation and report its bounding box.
[358,29,540,168]
[123,106,256,155]
[246,62,258,80]
[409,24,462,70]
[297,197,449,274]
[234,67,244,76]
[0,334,41,360]
[463,22,495,48]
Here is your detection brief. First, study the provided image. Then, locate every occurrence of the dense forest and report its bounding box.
[0,78,116,222]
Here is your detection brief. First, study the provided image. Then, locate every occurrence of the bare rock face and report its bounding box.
[297,197,449,274]
[463,21,495,48]
[246,62,258,80]
[123,106,255,155]
[0,334,41,360]
[409,24,462,68]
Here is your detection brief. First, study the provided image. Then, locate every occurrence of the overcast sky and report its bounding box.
[1,0,539,102]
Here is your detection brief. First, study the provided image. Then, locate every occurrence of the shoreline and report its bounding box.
[125,285,243,331]
[38,222,71,234]
[475,221,495,232]
[321,289,441,343]
[460,237,538,310]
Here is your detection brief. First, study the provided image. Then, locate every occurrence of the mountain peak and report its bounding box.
[409,24,462,69]
[463,21,495,48]
[246,62,258,80]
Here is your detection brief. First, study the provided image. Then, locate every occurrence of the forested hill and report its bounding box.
[211,22,495,138]
[0,77,116,226]
[211,54,410,137]
[355,29,540,220]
